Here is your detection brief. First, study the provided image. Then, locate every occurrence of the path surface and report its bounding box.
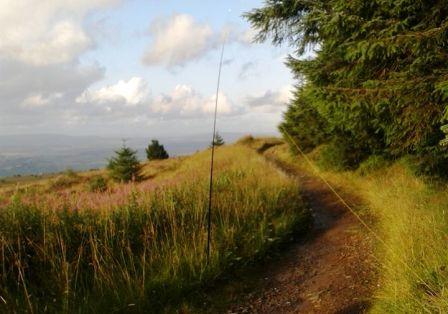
[227,167,376,313]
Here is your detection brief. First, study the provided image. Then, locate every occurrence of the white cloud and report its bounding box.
[246,85,293,113]
[142,14,256,68]
[73,79,240,122]
[77,77,149,106]
[224,26,257,45]
[0,0,119,66]
[0,59,105,131]
[0,0,121,132]
[152,84,237,117]
[142,14,214,68]
[21,93,63,108]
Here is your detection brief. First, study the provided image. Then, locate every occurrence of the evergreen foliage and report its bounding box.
[211,132,225,147]
[107,146,142,182]
[146,139,169,161]
[246,0,448,171]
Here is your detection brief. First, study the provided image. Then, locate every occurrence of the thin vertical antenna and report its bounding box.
[206,38,226,264]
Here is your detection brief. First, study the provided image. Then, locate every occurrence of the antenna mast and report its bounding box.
[206,38,226,263]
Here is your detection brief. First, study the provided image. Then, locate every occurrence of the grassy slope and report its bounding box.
[0,141,309,313]
[7,136,446,312]
[264,141,448,313]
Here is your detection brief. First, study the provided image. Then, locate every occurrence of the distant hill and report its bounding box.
[0,133,269,177]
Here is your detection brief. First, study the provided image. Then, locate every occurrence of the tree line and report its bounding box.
[246,0,448,175]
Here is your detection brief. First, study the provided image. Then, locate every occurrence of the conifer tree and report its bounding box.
[107,146,142,182]
[146,140,169,161]
[210,132,225,148]
[246,0,448,169]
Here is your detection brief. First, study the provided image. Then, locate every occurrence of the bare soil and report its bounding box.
[227,170,377,314]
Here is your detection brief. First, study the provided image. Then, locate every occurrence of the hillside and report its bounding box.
[0,139,310,313]
[3,137,448,313]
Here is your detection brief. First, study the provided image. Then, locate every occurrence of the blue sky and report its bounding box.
[0,0,295,138]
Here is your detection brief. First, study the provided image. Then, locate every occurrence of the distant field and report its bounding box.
[0,139,309,312]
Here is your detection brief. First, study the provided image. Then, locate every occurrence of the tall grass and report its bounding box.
[359,165,448,313]
[264,142,448,312]
[0,144,308,312]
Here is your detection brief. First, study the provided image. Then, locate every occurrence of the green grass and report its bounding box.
[358,166,448,313]
[0,142,309,313]
[263,141,448,313]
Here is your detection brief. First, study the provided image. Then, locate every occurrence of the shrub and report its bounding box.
[357,155,391,176]
[49,174,80,189]
[88,176,108,192]
[146,139,169,161]
[107,146,142,182]
[399,152,448,178]
[314,141,363,172]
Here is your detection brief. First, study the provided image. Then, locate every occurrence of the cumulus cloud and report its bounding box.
[225,26,257,45]
[70,78,241,124]
[142,14,257,68]
[246,85,293,113]
[142,14,214,68]
[0,59,106,131]
[0,59,105,110]
[77,77,149,106]
[0,0,124,133]
[0,0,120,66]
[152,84,239,118]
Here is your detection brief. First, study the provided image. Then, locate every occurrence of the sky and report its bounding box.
[0,0,295,138]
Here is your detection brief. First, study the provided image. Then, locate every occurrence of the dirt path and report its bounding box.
[227,168,376,313]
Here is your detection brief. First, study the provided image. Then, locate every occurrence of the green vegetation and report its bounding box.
[107,145,142,182]
[312,153,448,312]
[360,167,448,312]
[246,0,448,172]
[48,170,82,190]
[210,132,225,147]
[87,175,108,192]
[0,142,309,312]
[146,139,169,161]
[263,141,448,312]
[356,155,390,176]
[245,3,448,308]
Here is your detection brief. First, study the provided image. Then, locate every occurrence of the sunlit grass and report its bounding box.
[0,142,308,312]
[264,142,448,313]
